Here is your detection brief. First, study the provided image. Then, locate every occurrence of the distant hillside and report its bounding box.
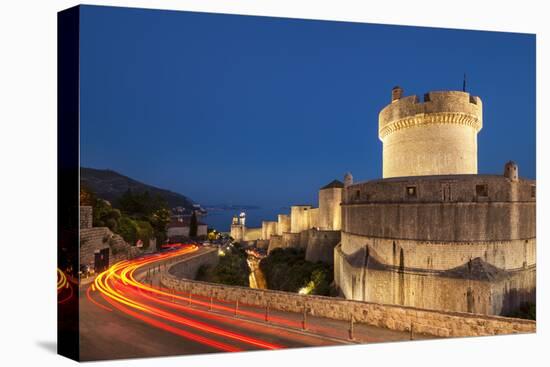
[80,167,195,209]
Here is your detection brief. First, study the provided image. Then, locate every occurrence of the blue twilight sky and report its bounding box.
[79,5,536,208]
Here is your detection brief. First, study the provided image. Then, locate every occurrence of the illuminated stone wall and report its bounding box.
[318,187,342,230]
[267,235,284,253]
[277,214,290,235]
[334,244,535,316]
[290,205,312,233]
[340,232,535,272]
[309,208,319,228]
[244,227,262,241]
[261,221,278,240]
[282,232,301,248]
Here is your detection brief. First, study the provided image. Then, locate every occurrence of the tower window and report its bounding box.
[531,185,536,198]
[476,184,488,197]
[406,186,417,197]
[355,190,361,200]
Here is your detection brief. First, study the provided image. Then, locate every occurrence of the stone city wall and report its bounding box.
[291,205,312,233]
[261,221,278,240]
[268,229,341,262]
[340,232,536,271]
[342,201,535,242]
[309,208,319,229]
[267,235,284,254]
[161,266,535,338]
[256,239,269,250]
[80,205,93,229]
[305,229,341,264]
[282,232,301,248]
[277,214,291,235]
[334,244,535,316]
[244,227,262,241]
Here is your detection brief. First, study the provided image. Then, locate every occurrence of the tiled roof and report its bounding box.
[321,179,344,190]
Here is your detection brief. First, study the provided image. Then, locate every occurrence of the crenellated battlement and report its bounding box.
[379,90,483,138]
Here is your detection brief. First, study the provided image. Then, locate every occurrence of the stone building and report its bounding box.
[334,87,536,316]
[167,216,208,241]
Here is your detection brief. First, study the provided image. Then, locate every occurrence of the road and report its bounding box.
[78,244,432,361]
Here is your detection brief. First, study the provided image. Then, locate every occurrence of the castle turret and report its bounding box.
[318,180,343,230]
[504,161,519,181]
[238,212,246,226]
[379,88,483,178]
[344,172,353,187]
[231,212,246,242]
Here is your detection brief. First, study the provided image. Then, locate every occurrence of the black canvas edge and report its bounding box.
[57,5,81,362]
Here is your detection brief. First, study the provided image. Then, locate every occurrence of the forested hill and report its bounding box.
[80,167,195,209]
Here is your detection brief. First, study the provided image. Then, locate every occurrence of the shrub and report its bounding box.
[196,248,250,287]
[118,216,139,245]
[260,248,333,296]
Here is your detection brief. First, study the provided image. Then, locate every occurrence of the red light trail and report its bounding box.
[58,268,74,304]
[89,245,287,352]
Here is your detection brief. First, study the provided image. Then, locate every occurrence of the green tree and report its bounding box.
[118,216,139,245]
[136,220,154,249]
[149,207,170,245]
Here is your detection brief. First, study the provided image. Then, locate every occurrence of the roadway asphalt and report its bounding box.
[78,246,433,361]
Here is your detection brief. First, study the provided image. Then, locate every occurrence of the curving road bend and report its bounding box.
[79,244,424,361]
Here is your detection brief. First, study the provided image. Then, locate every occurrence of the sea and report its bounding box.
[201,207,290,233]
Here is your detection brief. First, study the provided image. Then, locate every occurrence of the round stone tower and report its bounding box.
[378,87,483,178]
